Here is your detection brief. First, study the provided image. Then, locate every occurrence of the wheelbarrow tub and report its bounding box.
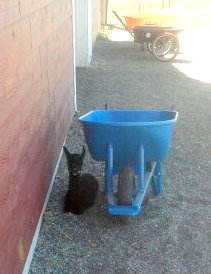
[123,16,148,29]
[79,110,178,171]
[124,13,180,29]
[132,26,183,42]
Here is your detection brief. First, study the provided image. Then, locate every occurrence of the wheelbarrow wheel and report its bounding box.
[118,166,135,205]
[152,32,179,61]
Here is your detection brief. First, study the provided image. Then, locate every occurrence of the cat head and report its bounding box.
[63,146,85,177]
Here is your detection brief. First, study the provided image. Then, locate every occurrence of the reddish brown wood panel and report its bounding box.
[30,0,72,50]
[20,0,56,17]
[0,0,20,30]
[0,0,74,273]
[40,19,73,92]
[0,17,32,105]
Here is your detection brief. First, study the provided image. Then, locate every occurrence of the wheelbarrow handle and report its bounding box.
[112,10,135,38]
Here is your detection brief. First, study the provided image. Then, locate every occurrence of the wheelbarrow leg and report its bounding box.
[104,144,113,194]
[138,145,145,193]
[156,162,163,194]
[151,162,163,196]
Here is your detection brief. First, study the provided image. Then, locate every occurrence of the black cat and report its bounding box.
[63,146,99,215]
[63,146,85,177]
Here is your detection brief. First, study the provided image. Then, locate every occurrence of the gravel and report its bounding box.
[30,35,211,274]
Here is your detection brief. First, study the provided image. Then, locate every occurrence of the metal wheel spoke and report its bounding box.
[152,33,179,61]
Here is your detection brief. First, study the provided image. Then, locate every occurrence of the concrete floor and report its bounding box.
[30,30,211,274]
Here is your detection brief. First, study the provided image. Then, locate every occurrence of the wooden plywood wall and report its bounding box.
[0,1,75,273]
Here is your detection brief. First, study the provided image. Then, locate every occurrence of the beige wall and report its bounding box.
[107,0,211,25]
[92,0,101,45]
[74,0,101,67]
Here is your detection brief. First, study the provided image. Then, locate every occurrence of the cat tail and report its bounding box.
[63,146,71,165]
[82,146,85,158]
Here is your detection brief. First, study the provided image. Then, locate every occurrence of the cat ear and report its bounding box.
[81,146,85,158]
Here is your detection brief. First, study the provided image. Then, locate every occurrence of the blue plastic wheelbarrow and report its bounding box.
[79,110,178,216]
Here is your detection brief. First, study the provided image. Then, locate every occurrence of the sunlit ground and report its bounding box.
[175,27,211,84]
[108,28,134,42]
[106,8,211,84]
[174,6,211,85]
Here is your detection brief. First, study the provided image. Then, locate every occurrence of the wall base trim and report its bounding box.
[22,142,65,274]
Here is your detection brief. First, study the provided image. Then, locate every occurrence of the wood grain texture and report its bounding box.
[0,0,74,272]
[0,17,32,105]
[20,0,56,17]
[0,0,20,30]
[30,0,72,50]
[40,19,73,92]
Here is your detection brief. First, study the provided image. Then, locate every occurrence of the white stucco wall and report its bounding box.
[74,0,100,67]
[74,0,92,67]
